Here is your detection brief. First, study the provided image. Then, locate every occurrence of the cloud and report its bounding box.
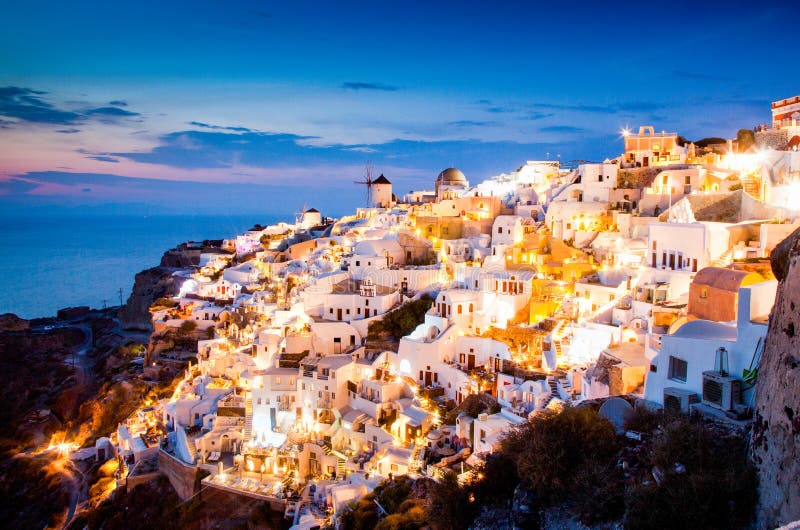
[85,106,140,117]
[108,100,128,106]
[475,99,516,114]
[340,82,399,92]
[0,178,38,194]
[0,86,143,128]
[188,121,253,132]
[0,86,83,124]
[522,112,555,121]
[530,101,665,114]
[539,125,585,133]
[448,120,498,127]
[86,155,119,163]
[531,102,615,114]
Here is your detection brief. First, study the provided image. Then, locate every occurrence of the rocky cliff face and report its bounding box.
[752,226,800,528]
[118,267,180,331]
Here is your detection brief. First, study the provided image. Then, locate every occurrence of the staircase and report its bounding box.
[740,174,761,199]
[559,376,573,400]
[336,458,346,476]
[711,248,735,268]
[409,445,425,474]
[542,377,560,409]
[244,395,253,440]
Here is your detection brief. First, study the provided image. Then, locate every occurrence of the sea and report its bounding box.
[0,213,284,319]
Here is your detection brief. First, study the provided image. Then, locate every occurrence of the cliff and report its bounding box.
[118,267,180,331]
[118,245,202,331]
[752,226,800,528]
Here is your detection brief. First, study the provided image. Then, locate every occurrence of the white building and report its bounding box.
[643,280,777,410]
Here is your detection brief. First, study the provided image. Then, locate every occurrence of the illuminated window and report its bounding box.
[700,287,708,299]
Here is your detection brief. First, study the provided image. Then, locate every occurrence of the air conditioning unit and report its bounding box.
[663,387,699,414]
[702,371,742,411]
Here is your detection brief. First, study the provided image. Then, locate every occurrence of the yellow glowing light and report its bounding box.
[621,128,630,137]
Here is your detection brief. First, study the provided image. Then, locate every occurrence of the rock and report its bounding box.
[0,313,29,331]
[57,306,90,320]
[752,229,800,527]
[769,226,800,281]
[118,267,180,331]
[159,245,202,268]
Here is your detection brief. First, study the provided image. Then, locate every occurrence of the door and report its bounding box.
[337,308,342,320]
[468,354,475,370]
[424,372,432,387]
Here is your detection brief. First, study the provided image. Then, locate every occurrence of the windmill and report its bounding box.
[294,201,308,226]
[354,161,374,206]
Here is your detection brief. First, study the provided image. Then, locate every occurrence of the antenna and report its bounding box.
[353,161,374,206]
[118,288,123,307]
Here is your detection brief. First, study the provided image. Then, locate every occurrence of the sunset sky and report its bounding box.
[1,0,798,216]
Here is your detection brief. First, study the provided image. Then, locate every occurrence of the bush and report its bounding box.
[499,406,623,521]
[623,405,662,434]
[368,295,433,341]
[624,418,756,530]
[178,320,197,336]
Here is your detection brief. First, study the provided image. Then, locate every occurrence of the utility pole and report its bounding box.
[118,288,124,307]
[102,299,107,310]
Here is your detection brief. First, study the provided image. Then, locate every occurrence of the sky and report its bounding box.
[1,0,798,217]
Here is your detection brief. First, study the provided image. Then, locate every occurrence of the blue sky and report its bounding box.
[1,0,798,216]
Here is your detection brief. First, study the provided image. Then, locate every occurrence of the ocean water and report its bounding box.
[0,213,283,319]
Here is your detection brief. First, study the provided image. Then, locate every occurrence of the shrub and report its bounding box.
[178,320,197,336]
[624,417,757,530]
[623,405,662,434]
[368,295,433,341]
[498,406,623,521]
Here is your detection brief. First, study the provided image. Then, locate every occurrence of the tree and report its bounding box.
[737,128,756,152]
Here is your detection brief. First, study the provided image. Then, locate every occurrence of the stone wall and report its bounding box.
[158,449,198,500]
[751,226,800,528]
[755,127,800,151]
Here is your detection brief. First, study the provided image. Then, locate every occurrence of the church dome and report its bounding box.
[436,167,467,185]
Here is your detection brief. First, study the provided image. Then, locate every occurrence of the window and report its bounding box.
[668,356,688,382]
[276,377,281,385]
[457,305,463,314]
[329,308,333,314]
[497,227,503,234]
[355,260,360,266]
[700,287,708,299]
[365,299,369,307]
